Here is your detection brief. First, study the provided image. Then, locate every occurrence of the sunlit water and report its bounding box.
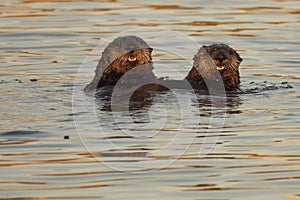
[1,0,300,199]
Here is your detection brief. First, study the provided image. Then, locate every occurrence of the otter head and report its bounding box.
[202,44,242,73]
[84,36,156,90]
[186,44,243,91]
[112,47,153,74]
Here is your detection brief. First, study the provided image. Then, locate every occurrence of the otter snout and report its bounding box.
[214,54,228,63]
[213,52,229,71]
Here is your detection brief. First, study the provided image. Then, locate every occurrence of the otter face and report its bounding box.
[113,48,153,73]
[202,44,242,73]
[186,44,243,90]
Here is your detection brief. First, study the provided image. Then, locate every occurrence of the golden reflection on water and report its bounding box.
[1,0,300,200]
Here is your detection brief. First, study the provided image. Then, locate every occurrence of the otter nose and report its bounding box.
[215,54,227,63]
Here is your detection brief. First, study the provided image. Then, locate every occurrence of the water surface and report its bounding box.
[1,0,300,199]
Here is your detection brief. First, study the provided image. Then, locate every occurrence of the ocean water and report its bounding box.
[1,0,299,199]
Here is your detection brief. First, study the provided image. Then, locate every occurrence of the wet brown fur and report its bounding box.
[84,36,158,93]
[185,44,243,91]
[85,38,243,96]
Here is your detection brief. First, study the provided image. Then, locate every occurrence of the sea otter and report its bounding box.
[85,37,243,96]
[84,35,162,96]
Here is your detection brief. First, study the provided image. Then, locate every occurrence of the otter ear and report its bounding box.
[229,47,243,62]
[236,52,243,62]
[202,45,210,53]
[193,53,200,67]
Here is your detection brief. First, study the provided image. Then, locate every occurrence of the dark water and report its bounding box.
[1,0,300,199]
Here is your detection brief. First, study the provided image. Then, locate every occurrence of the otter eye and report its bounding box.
[128,55,137,62]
